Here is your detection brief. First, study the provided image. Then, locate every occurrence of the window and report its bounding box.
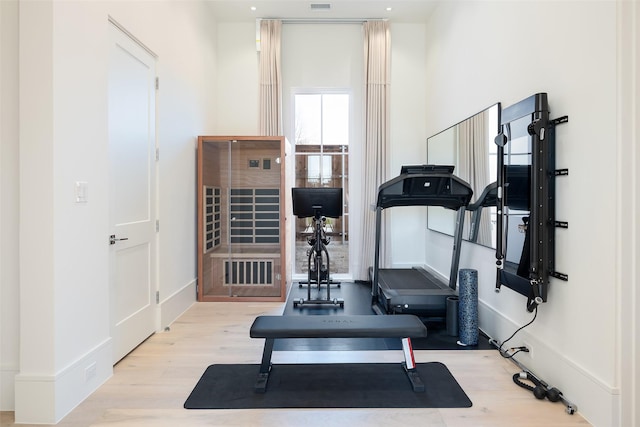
[295,94,349,146]
[293,93,349,276]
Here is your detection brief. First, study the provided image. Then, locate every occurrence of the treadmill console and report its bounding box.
[400,164,455,174]
[377,165,473,210]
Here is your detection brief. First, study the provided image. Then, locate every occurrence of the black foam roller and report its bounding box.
[446,296,459,336]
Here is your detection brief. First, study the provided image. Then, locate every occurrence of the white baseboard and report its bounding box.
[479,301,618,427]
[0,365,18,410]
[14,338,112,424]
[159,279,196,330]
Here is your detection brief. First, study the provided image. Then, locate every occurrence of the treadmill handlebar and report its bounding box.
[467,181,498,211]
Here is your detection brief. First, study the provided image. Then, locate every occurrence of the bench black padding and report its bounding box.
[250,314,428,393]
[250,314,428,339]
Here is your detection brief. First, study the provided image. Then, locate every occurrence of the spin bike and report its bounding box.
[291,187,344,308]
[294,208,343,308]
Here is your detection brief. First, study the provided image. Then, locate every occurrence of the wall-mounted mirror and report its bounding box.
[427,104,500,248]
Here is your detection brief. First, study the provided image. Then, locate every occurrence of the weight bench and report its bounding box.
[249,314,428,393]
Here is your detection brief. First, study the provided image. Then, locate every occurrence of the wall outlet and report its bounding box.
[523,342,533,359]
[85,362,97,381]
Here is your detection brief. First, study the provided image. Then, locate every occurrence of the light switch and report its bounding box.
[75,181,88,203]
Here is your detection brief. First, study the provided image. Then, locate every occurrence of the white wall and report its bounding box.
[215,22,259,134]
[423,2,621,426]
[10,0,216,422]
[387,23,428,268]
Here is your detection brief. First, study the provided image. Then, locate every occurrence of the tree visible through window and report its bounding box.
[294,93,349,276]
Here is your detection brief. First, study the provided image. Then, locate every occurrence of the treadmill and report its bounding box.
[370,165,473,317]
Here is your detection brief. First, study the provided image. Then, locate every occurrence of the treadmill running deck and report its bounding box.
[376,267,455,316]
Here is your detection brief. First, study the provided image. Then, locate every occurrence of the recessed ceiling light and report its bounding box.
[250,6,257,11]
[386,7,392,11]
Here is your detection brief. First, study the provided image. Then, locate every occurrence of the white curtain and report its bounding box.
[458,111,492,246]
[259,20,282,136]
[357,20,390,280]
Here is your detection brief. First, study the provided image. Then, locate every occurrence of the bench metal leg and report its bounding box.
[401,337,425,392]
[255,338,275,393]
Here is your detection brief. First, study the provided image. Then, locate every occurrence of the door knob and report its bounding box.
[109,234,129,245]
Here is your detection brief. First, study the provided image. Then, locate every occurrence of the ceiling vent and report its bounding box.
[310,3,331,12]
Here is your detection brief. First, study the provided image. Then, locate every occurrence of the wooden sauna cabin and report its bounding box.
[197,136,290,302]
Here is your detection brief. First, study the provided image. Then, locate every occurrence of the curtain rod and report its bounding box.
[258,18,387,24]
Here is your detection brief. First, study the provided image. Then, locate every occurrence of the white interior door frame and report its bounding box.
[617,2,639,425]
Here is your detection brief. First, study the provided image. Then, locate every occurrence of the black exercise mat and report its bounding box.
[184,362,472,409]
[277,281,493,351]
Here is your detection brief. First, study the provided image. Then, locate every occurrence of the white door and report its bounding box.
[108,22,157,364]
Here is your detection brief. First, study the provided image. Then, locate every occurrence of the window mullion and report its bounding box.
[319,94,324,184]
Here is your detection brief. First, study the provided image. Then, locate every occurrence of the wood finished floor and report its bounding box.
[1,301,591,427]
